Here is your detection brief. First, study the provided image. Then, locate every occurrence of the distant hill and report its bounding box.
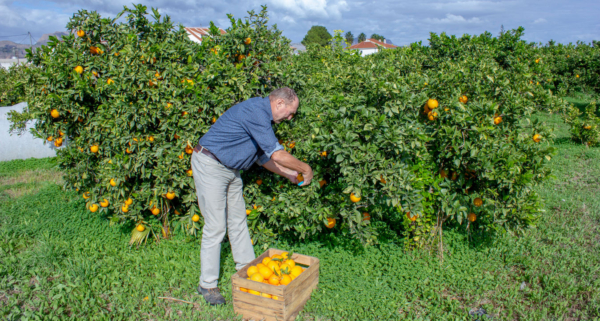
[0,32,68,59]
[35,32,69,46]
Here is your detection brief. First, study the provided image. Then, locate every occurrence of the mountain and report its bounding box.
[0,32,68,59]
[36,32,69,46]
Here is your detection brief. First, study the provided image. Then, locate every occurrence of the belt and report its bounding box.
[194,144,222,163]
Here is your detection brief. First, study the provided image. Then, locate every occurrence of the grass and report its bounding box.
[1,112,600,320]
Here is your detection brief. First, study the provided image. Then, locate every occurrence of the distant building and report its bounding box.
[184,27,227,44]
[345,38,398,56]
[290,43,306,54]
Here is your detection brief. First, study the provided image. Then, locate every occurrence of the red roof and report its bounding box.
[346,38,397,50]
[185,27,227,42]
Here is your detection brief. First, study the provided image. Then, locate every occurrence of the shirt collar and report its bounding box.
[262,97,274,123]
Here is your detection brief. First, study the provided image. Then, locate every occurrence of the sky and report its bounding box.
[0,0,598,46]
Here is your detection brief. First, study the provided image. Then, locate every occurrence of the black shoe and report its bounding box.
[198,286,226,305]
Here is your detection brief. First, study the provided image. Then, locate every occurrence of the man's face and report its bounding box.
[273,97,299,124]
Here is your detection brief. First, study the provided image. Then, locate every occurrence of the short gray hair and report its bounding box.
[269,87,298,105]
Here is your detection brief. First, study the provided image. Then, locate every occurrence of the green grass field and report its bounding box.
[1,111,599,320]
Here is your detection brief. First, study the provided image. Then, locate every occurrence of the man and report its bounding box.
[191,87,313,305]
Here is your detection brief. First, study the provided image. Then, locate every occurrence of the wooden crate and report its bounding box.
[231,248,319,321]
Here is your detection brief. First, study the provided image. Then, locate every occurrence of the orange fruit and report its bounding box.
[533,134,542,143]
[297,173,304,182]
[110,178,117,187]
[261,293,272,299]
[47,136,53,142]
[459,95,468,103]
[250,273,264,283]
[247,266,259,277]
[246,209,252,215]
[83,192,91,199]
[50,109,60,118]
[290,266,303,278]
[256,263,268,270]
[248,289,260,296]
[427,99,439,109]
[407,212,417,221]
[74,66,83,74]
[107,78,114,85]
[427,111,438,121]
[185,146,193,154]
[192,214,200,222]
[272,295,280,300]
[363,212,371,221]
[321,151,327,157]
[259,266,273,279]
[584,125,592,130]
[244,37,251,45]
[151,207,160,215]
[212,117,216,123]
[267,260,279,270]
[77,30,85,37]
[271,254,283,261]
[256,179,262,185]
[494,116,502,125]
[268,275,280,285]
[262,257,272,265]
[451,171,458,181]
[280,263,292,273]
[319,180,326,188]
[121,205,129,213]
[326,218,336,228]
[423,105,431,114]
[474,198,483,207]
[166,192,175,200]
[240,287,248,292]
[280,274,292,286]
[535,59,540,63]
[380,175,386,184]
[468,213,477,222]
[89,204,99,212]
[53,137,63,147]
[283,259,295,268]
[440,169,448,179]
[576,74,579,78]
[288,141,296,148]
[186,169,193,177]
[350,193,361,203]
[136,224,145,232]
[125,198,133,206]
[100,199,109,207]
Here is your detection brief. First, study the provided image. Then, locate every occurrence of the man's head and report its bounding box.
[269,87,299,124]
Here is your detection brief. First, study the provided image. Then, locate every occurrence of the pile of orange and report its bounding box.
[240,252,305,300]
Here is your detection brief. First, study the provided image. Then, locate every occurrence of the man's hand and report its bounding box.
[271,150,313,187]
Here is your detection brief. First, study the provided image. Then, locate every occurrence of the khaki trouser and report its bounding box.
[191,151,255,289]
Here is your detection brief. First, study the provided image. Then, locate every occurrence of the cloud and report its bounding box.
[426,14,483,24]
[266,0,349,20]
[533,18,547,24]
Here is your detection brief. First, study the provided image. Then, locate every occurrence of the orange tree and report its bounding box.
[11,5,293,245]
[11,4,562,247]
[0,63,31,106]
[241,29,565,246]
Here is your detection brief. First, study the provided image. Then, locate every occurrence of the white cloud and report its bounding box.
[426,13,483,24]
[533,18,547,24]
[267,0,348,19]
[281,15,296,24]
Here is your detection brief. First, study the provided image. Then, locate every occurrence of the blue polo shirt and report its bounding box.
[198,97,284,170]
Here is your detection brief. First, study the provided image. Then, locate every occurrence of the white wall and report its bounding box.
[0,102,58,161]
[360,48,379,57]
[0,59,26,70]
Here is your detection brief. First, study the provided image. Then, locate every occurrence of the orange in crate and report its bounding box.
[231,248,320,321]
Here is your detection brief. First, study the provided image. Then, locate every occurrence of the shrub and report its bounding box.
[564,101,600,146]
[0,63,31,106]
[10,5,564,247]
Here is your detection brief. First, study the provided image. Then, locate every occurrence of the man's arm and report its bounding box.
[262,160,300,184]
[271,150,313,186]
